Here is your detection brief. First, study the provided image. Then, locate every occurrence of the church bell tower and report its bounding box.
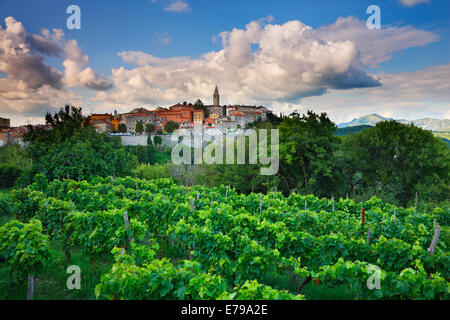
[213,86,220,107]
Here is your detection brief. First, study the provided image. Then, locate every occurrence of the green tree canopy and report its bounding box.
[145,123,155,135]
[118,123,127,133]
[339,120,450,206]
[23,106,88,144]
[164,121,179,133]
[194,99,204,107]
[22,107,137,182]
[278,110,339,196]
[135,121,144,135]
[154,136,163,145]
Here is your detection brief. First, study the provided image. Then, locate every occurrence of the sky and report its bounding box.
[0,0,449,126]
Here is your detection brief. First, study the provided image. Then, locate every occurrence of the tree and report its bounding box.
[22,107,137,182]
[278,110,340,196]
[145,123,155,135]
[154,136,162,145]
[118,124,127,133]
[194,99,204,107]
[135,121,144,135]
[164,121,179,133]
[339,121,449,206]
[23,106,87,144]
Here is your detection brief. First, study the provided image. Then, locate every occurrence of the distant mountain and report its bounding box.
[400,118,450,131]
[338,114,450,131]
[337,114,391,128]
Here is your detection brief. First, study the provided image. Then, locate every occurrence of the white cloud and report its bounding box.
[63,39,113,90]
[399,0,430,7]
[0,16,111,125]
[0,17,64,90]
[300,63,450,123]
[317,17,439,67]
[1,15,446,125]
[164,0,191,13]
[97,16,440,112]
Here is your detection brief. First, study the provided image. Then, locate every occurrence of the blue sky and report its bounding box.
[0,0,449,125]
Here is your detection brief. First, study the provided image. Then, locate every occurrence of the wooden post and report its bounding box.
[189,198,194,213]
[427,225,441,256]
[304,200,307,210]
[414,192,418,217]
[361,207,365,226]
[27,273,34,300]
[110,176,113,185]
[366,227,371,245]
[64,247,71,263]
[332,197,335,212]
[122,212,133,248]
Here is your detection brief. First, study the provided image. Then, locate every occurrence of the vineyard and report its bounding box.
[0,174,448,300]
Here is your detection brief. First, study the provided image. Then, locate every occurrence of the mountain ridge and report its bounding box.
[337,114,450,131]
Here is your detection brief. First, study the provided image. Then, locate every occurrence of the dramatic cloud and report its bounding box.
[317,17,439,67]
[299,63,450,123]
[399,0,430,7]
[164,0,191,13]
[1,15,445,125]
[98,16,439,109]
[63,39,113,90]
[0,17,64,90]
[0,17,112,125]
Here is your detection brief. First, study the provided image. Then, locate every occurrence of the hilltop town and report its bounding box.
[0,86,270,146]
[90,86,269,136]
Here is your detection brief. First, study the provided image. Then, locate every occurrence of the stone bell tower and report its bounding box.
[213,85,220,107]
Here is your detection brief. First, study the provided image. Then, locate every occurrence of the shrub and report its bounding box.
[0,163,22,189]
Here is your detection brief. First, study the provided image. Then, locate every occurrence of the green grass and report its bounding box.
[0,239,112,300]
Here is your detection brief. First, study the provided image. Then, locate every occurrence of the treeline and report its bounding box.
[186,111,449,210]
[1,106,137,187]
[0,107,448,211]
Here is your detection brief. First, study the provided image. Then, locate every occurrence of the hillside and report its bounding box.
[402,118,450,131]
[338,114,449,131]
[337,114,390,128]
[334,122,450,146]
[334,125,373,136]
